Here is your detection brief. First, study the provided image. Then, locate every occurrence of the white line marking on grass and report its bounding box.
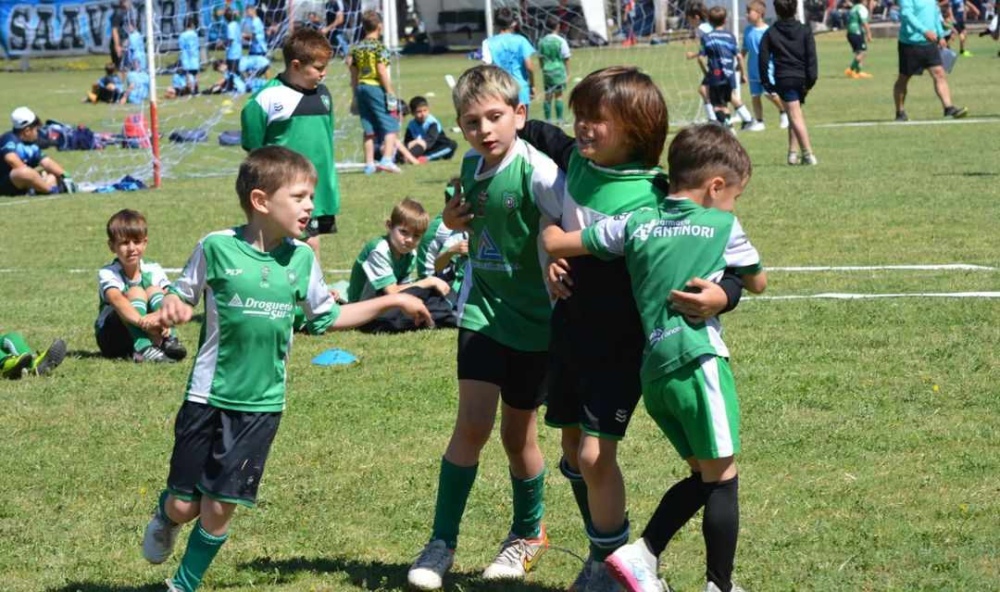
[749,292,1000,301]
[818,118,1000,129]
[0,193,74,207]
[769,264,996,271]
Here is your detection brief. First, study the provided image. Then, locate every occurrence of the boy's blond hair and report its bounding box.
[453,65,521,115]
[235,146,318,217]
[668,124,752,192]
[389,197,430,236]
[106,209,148,244]
[748,1,767,16]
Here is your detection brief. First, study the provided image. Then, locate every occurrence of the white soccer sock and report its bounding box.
[704,103,717,121]
[736,105,753,123]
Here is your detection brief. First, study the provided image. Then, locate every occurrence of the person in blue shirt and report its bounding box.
[244,5,268,56]
[893,0,967,121]
[178,16,201,94]
[481,7,536,115]
[122,63,151,104]
[225,8,244,75]
[700,7,755,131]
[125,21,146,72]
[86,62,124,103]
[0,107,72,196]
[401,96,457,163]
[742,1,787,130]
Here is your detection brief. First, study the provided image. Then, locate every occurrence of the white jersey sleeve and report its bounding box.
[146,262,172,290]
[481,39,493,64]
[171,241,208,306]
[559,36,571,59]
[361,243,397,290]
[300,254,340,333]
[724,218,762,271]
[97,264,126,302]
[527,146,566,221]
[583,212,631,258]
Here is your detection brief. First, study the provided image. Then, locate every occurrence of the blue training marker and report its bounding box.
[311,348,358,366]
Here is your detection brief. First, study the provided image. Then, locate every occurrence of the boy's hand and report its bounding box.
[430,277,451,297]
[685,51,698,59]
[443,178,473,231]
[394,294,434,327]
[160,293,194,327]
[546,259,574,300]
[449,240,469,255]
[669,277,728,322]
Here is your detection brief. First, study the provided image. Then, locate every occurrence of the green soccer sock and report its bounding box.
[511,467,546,539]
[559,457,592,529]
[588,519,631,562]
[555,99,565,121]
[431,458,478,549]
[850,58,860,72]
[129,299,152,352]
[543,100,552,121]
[149,292,164,312]
[0,332,31,356]
[171,521,228,592]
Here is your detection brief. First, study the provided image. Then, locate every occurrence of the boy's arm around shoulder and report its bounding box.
[726,217,766,294]
[519,120,575,171]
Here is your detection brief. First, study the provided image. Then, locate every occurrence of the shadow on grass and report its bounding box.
[242,555,566,591]
[47,583,170,592]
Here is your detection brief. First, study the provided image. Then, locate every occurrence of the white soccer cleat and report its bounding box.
[705,582,746,592]
[142,512,181,564]
[605,540,664,592]
[746,121,766,132]
[408,539,454,590]
[481,525,549,580]
[787,152,800,166]
[779,112,790,129]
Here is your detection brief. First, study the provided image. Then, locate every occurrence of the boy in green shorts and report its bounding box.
[541,124,766,592]
[407,64,565,591]
[241,28,340,262]
[1,331,66,379]
[538,15,571,124]
[140,147,431,592]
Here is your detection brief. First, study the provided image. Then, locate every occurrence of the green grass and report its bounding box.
[1,33,999,591]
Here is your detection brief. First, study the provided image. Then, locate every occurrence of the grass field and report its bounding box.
[1,32,999,592]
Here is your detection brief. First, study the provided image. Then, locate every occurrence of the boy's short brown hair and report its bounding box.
[748,1,767,15]
[668,124,752,192]
[235,146,318,217]
[569,66,668,168]
[774,0,798,19]
[494,7,517,30]
[453,64,521,114]
[106,209,148,243]
[708,6,727,26]
[282,27,332,67]
[389,197,430,236]
[361,10,382,34]
[686,2,708,19]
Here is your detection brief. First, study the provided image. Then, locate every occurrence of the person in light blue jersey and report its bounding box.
[893,0,967,120]
[122,62,151,104]
[742,0,787,130]
[225,8,244,76]
[244,5,268,56]
[178,17,201,94]
[125,21,146,72]
[481,7,536,114]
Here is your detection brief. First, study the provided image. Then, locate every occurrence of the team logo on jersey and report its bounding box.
[614,409,629,424]
[287,270,297,284]
[502,191,518,211]
[321,95,331,111]
[224,268,243,276]
[260,265,271,288]
[476,228,503,262]
[273,102,284,113]
[225,292,293,320]
[228,293,244,308]
[649,325,682,346]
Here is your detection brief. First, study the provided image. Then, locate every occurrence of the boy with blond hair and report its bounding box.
[542,124,766,592]
[242,28,341,260]
[407,64,565,590]
[140,146,431,592]
[742,1,788,129]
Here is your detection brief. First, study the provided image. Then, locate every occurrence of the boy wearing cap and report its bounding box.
[0,107,75,196]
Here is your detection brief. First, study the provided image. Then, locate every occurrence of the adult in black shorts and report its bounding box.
[893,0,967,121]
[109,0,132,71]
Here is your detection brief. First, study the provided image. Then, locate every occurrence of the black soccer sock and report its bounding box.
[702,476,740,592]
[641,472,706,556]
[560,457,593,529]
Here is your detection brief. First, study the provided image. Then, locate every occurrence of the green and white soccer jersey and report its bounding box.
[94,258,170,334]
[241,76,340,217]
[561,150,665,228]
[457,140,565,351]
[171,227,340,413]
[346,236,416,302]
[583,198,762,384]
[538,33,571,89]
[848,4,869,36]
[416,215,467,292]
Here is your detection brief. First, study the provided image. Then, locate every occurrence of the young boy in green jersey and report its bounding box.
[518,67,743,592]
[241,28,340,262]
[347,10,403,175]
[141,147,431,592]
[415,187,468,297]
[96,209,186,364]
[541,124,766,592]
[538,15,571,124]
[1,331,66,379]
[407,64,565,591]
[845,0,874,78]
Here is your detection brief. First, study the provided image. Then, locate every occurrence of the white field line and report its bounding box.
[748,292,1000,300]
[817,117,1000,129]
[768,264,995,271]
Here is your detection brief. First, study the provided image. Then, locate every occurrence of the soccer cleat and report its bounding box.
[584,560,625,592]
[568,555,595,591]
[377,159,403,174]
[363,163,377,175]
[895,111,909,122]
[856,71,873,79]
[142,511,181,564]
[704,582,745,592]
[60,176,78,194]
[787,152,799,165]
[134,346,176,364]
[605,540,664,592]
[844,68,858,78]
[960,50,973,57]
[481,525,549,581]
[160,336,187,361]
[944,106,968,119]
[165,578,183,592]
[2,353,33,380]
[802,153,819,166]
[33,338,67,376]
[779,112,789,129]
[408,539,454,590]
[745,121,766,132]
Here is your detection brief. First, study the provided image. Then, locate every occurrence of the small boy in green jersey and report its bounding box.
[415,187,468,296]
[845,0,874,78]
[407,64,565,591]
[141,147,431,592]
[96,209,186,364]
[241,28,340,263]
[542,124,766,592]
[538,15,571,124]
[1,331,66,379]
